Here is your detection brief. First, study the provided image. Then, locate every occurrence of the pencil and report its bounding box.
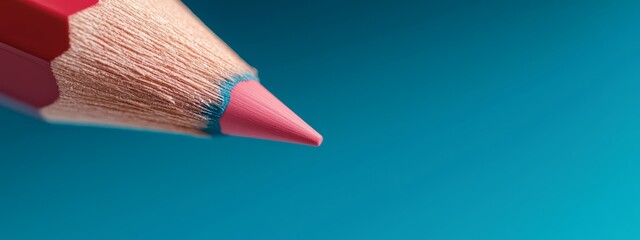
[0,0,323,146]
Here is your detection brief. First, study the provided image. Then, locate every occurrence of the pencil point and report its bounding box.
[220,80,323,146]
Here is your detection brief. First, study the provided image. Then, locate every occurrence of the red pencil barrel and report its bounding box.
[0,0,98,109]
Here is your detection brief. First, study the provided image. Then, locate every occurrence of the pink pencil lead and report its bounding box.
[220,81,323,146]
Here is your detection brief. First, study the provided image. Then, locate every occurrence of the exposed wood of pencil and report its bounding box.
[42,0,255,135]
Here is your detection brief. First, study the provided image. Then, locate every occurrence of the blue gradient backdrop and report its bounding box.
[2,0,640,239]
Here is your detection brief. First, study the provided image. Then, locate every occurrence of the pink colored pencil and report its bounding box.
[0,0,322,146]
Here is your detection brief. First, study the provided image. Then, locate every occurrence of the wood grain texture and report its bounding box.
[42,0,255,135]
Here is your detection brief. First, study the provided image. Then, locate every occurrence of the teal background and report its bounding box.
[2,0,640,239]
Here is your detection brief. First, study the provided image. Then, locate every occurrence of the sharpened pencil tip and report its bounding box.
[220,80,323,146]
[310,132,323,147]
